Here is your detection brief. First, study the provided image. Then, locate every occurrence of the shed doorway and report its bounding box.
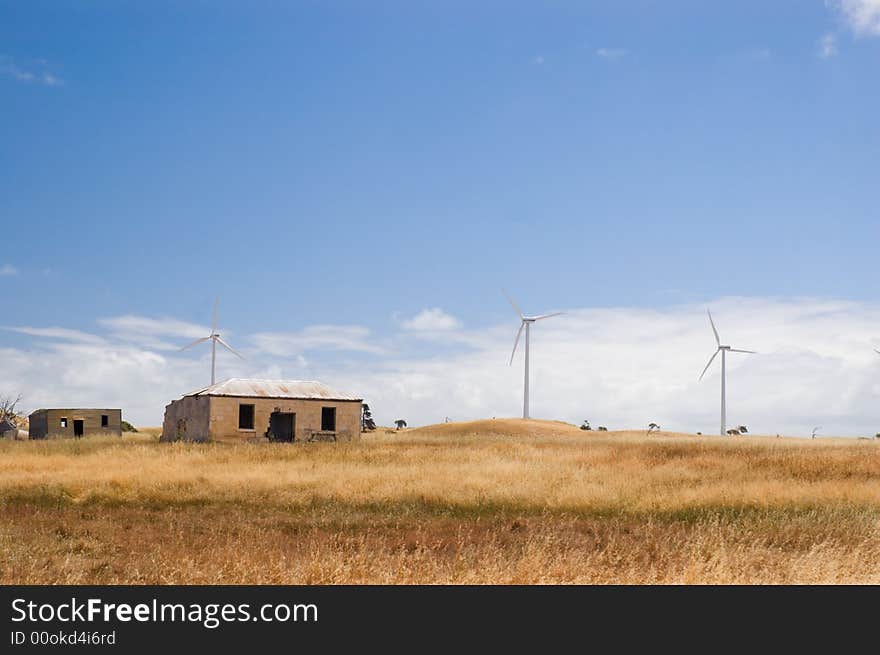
[269,412,295,442]
[73,420,84,438]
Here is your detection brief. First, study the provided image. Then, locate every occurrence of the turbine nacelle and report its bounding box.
[179,297,244,385]
[521,314,560,323]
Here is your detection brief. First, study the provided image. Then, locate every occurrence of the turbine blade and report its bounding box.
[707,309,720,347]
[533,312,565,321]
[729,348,756,354]
[179,336,210,352]
[212,296,219,334]
[216,336,244,359]
[502,289,524,319]
[698,349,719,381]
[509,322,525,366]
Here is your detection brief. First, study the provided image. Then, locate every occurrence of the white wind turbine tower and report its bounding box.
[504,290,564,419]
[179,297,244,385]
[699,309,755,436]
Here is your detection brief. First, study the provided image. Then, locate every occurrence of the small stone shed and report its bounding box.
[160,378,363,443]
[28,408,123,439]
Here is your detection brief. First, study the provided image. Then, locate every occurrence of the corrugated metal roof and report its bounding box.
[184,378,362,401]
[30,408,120,412]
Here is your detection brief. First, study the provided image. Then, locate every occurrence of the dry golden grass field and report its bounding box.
[2,419,879,584]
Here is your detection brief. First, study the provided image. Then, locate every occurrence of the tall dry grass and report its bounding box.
[1,419,879,584]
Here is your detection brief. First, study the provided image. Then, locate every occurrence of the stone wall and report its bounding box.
[28,409,122,439]
[208,396,362,442]
[160,396,211,442]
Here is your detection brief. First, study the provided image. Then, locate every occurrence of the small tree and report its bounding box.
[394,419,407,430]
[580,419,592,431]
[737,425,748,434]
[0,394,21,423]
[361,404,377,432]
[597,426,608,432]
[647,422,660,435]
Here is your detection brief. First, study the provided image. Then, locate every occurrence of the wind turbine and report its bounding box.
[504,290,564,419]
[179,297,244,385]
[698,309,755,436]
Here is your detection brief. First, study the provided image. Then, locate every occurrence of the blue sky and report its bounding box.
[2,1,880,433]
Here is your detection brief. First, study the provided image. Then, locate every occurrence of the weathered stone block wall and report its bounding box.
[27,411,48,440]
[29,409,122,439]
[160,396,211,442]
[207,396,362,442]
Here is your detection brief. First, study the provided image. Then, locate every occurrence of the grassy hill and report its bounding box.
[0,418,878,584]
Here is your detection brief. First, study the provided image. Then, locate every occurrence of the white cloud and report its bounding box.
[596,48,628,60]
[251,325,382,356]
[3,326,106,344]
[1,326,252,425]
[401,308,462,332]
[0,341,209,426]
[831,0,880,36]
[4,298,880,436]
[97,315,209,351]
[340,297,880,437]
[818,32,839,57]
[0,264,19,276]
[0,57,64,86]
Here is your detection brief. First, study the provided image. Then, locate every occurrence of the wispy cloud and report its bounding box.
[596,48,628,61]
[0,56,64,86]
[0,264,19,277]
[830,0,880,36]
[533,54,545,65]
[3,326,106,345]
[251,325,382,357]
[97,315,210,351]
[401,308,461,332]
[818,32,839,57]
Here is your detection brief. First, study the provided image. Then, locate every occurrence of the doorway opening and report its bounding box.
[268,412,295,442]
[73,420,84,438]
[321,407,336,432]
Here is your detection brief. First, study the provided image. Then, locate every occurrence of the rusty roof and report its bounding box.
[185,378,362,402]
